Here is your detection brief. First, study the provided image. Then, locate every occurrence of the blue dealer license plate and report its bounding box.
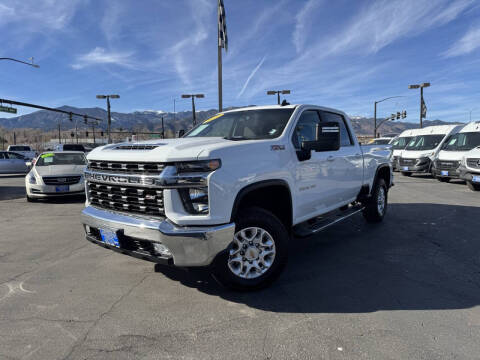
[473,176,480,183]
[403,166,409,171]
[55,185,69,192]
[441,170,449,176]
[99,229,120,248]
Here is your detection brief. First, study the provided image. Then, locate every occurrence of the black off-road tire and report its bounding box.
[212,207,289,291]
[401,172,412,177]
[362,178,388,223]
[467,181,480,191]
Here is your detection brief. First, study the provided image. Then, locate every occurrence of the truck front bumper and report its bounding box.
[81,206,235,267]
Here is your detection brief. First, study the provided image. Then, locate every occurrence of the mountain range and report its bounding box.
[0,106,460,137]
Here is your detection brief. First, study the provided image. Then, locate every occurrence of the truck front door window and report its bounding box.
[292,110,321,149]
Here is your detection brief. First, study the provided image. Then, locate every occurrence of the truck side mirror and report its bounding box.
[301,122,340,152]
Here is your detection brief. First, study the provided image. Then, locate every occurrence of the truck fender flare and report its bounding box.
[230,179,292,222]
[372,163,392,191]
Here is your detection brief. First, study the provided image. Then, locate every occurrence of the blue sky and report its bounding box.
[1,0,480,123]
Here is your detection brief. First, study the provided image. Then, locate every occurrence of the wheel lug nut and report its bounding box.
[249,241,253,245]
[240,251,244,255]
[243,244,247,249]
[242,257,246,261]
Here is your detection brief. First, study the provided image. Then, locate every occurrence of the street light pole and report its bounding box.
[267,90,291,105]
[408,83,430,128]
[181,94,205,127]
[0,57,39,68]
[96,94,120,144]
[373,96,405,138]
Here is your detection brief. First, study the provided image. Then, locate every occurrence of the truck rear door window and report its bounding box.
[320,111,353,147]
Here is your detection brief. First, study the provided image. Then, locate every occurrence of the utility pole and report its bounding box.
[408,83,430,128]
[161,116,165,139]
[217,0,228,112]
[96,94,120,143]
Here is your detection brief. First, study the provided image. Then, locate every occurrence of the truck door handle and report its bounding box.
[327,156,335,162]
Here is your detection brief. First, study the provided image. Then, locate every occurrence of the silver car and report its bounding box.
[0,151,29,174]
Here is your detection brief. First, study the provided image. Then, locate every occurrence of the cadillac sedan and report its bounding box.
[25,151,86,201]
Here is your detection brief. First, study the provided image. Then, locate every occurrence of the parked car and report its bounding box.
[390,130,415,171]
[54,144,86,152]
[459,146,480,191]
[81,104,392,290]
[398,125,462,177]
[432,121,480,182]
[0,151,30,174]
[6,145,36,160]
[25,151,87,201]
[368,137,393,145]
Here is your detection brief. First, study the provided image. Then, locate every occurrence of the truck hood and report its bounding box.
[87,137,265,162]
[34,164,86,176]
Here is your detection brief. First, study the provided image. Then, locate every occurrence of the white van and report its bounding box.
[398,125,462,176]
[432,121,480,182]
[459,146,480,191]
[390,129,416,171]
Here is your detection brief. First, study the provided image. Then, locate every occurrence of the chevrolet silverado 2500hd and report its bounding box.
[82,105,392,290]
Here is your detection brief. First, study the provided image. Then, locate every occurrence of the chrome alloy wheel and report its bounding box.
[227,227,276,279]
[377,186,386,215]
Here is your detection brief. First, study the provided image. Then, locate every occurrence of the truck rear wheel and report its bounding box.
[362,178,388,223]
[467,181,480,191]
[212,207,288,291]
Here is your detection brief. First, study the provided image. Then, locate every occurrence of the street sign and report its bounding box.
[0,106,17,114]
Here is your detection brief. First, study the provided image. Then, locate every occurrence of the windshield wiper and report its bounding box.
[223,136,250,141]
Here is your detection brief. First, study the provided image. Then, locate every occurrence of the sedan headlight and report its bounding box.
[28,174,37,184]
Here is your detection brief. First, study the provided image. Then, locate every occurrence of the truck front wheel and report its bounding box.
[362,178,388,223]
[212,207,288,291]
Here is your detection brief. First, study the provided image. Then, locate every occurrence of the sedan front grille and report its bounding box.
[87,182,164,217]
[43,176,81,185]
[88,161,165,175]
[467,158,480,169]
[434,160,460,170]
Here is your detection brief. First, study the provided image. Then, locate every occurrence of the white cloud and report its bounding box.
[0,0,84,30]
[443,25,480,57]
[71,47,135,69]
[293,0,322,53]
[323,0,474,56]
[237,56,267,98]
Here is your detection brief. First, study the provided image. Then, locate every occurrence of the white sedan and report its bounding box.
[25,151,86,201]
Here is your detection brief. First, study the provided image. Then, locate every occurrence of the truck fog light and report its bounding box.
[153,243,172,256]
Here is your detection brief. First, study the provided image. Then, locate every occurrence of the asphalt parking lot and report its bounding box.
[1,174,479,360]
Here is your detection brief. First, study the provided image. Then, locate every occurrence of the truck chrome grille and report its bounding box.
[43,176,81,185]
[88,161,165,175]
[87,182,164,217]
[434,160,460,170]
[467,158,480,169]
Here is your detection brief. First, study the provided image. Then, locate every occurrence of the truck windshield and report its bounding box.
[185,109,294,140]
[9,146,31,151]
[36,153,86,166]
[405,135,445,151]
[441,132,480,151]
[391,137,412,150]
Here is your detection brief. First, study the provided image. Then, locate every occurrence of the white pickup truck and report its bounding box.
[82,105,392,290]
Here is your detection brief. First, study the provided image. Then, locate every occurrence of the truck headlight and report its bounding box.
[176,159,221,173]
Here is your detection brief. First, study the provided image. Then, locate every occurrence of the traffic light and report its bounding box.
[85,131,89,137]
[396,111,401,120]
[402,110,407,119]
